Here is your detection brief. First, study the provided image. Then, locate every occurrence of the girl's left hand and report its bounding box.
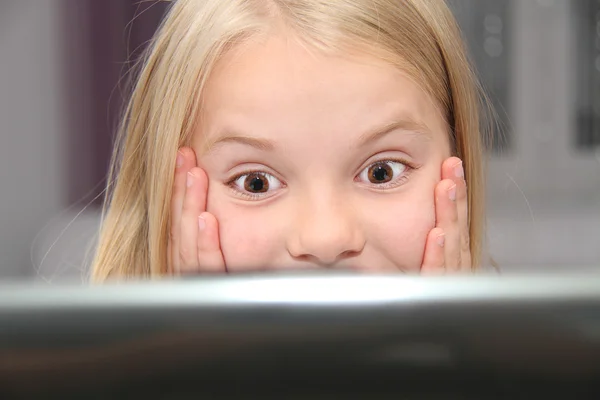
[421,157,472,274]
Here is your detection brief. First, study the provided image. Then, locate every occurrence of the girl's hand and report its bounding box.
[421,157,472,275]
[168,147,226,274]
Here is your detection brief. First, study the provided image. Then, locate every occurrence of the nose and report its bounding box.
[287,194,365,266]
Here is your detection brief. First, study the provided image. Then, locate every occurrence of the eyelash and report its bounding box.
[225,158,416,201]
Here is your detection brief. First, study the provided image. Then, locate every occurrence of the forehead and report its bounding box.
[198,34,448,146]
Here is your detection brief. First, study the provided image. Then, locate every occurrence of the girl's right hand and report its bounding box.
[168,147,226,274]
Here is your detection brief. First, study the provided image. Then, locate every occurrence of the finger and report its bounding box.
[179,166,208,272]
[421,227,446,275]
[435,178,460,271]
[197,212,226,273]
[170,147,197,274]
[441,157,471,271]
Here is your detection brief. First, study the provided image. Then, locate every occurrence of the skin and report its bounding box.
[168,34,471,275]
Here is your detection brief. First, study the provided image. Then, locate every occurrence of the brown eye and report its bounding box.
[230,171,283,200]
[357,160,408,187]
[244,173,269,193]
[367,163,393,184]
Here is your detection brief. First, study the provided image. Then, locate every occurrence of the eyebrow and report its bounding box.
[204,133,276,153]
[355,118,432,148]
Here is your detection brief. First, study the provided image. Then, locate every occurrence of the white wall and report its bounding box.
[486,1,600,271]
[0,1,69,278]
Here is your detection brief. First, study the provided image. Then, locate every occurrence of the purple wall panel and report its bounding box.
[64,0,167,206]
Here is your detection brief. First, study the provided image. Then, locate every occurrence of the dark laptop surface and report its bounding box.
[0,273,599,399]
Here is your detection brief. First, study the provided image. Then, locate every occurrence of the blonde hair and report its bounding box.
[91,0,490,281]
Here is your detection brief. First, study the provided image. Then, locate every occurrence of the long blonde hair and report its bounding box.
[91,0,489,281]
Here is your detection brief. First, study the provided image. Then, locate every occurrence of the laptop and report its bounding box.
[0,272,599,399]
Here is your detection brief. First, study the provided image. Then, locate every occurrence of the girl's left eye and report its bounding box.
[356,160,409,188]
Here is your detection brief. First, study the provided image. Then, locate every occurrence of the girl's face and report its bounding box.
[194,34,452,273]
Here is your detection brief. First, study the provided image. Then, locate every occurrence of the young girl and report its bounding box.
[91,0,489,281]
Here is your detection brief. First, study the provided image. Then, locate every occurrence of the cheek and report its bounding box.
[206,188,281,271]
[365,189,436,270]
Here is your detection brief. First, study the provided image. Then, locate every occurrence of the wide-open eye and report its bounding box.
[229,172,283,199]
[357,160,408,186]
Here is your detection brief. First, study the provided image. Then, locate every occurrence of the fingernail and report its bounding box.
[187,172,194,187]
[437,233,446,248]
[453,161,464,179]
[198,215,206,231]
[176,151,184,168]
[448,184,457,202]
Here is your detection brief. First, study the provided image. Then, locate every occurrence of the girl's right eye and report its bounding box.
[227,171,284,200]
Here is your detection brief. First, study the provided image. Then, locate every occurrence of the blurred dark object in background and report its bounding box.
[64,0,168,206]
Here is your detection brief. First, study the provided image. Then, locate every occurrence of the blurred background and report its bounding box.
[0,0,598,282]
